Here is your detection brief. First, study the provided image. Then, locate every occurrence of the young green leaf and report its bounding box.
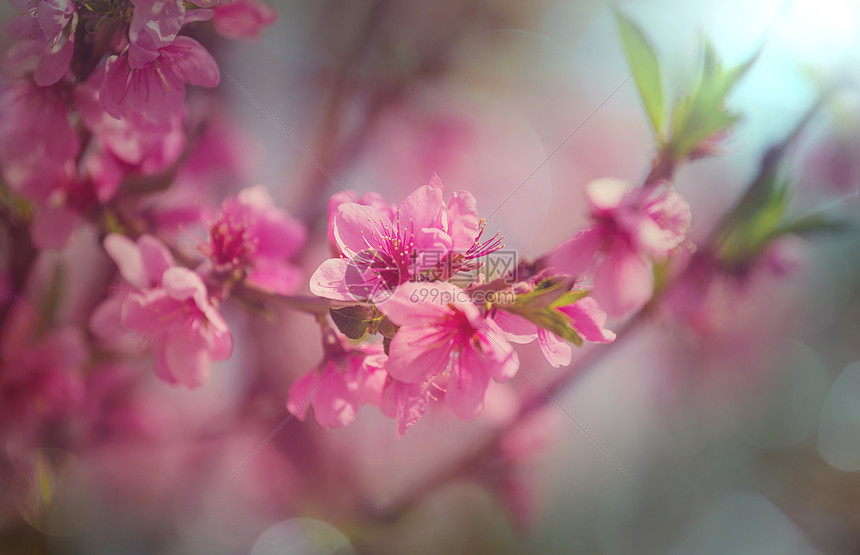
[616,11,664,134]
[329,305,375,340]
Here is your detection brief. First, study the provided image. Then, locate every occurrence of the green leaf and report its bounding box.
[548,289,589,309]
[616,11,664,134]
[511,306,583,347]
[668,38,759,159]
[329,306,375,340]
[775,213,846,236]
[511,277,571,310]
[500,304,583,348]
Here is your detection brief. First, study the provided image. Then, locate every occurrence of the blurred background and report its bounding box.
[2,0,860,553]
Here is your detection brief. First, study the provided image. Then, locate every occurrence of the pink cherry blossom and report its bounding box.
[212,0,277,40]
[550,178,691,315]
[91,234,232,388]
[200,186,307,294]
[76,70,186,181]
[287,332,387,429]
[378,281,519,430]
[127,0,186,68]
[492,296,616,368]
[326,190,392,256]
[311,175,503,301]
[0,327,86,448]
[100,36,220,124]
[5,0,77,86]
[0,81,78,202]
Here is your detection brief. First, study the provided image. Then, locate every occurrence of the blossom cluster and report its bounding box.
[0,1,693,440]
[0,0,277,248]
[288,175,691,435]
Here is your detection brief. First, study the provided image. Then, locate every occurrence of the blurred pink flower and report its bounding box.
[0,327,86,447]
[201,186,306,294]
[76,70,186,181]
[379,281,519,427]
[100,36,220,124]
[550,178,691,315]
[91,234,232,388]
[0,81,78,202]
[493,296,616,368]
[5,0,77,86]
[287,332,387,429]
[213,0,277,40]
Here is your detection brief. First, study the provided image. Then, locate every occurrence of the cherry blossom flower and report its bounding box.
[378,281,519,430]
[91,234,232,388]
[550,178,691,315]
[5,0,77,86]
[492,296,616,368]
[0,327,86,448]
[212,0,277,40]
[311,175,503,302]
[0,81,78,202]
[326,190,392,256]
[200,186,307,294]
[100,37,220,124]
[76,70,186,181]
[287,330,388,429]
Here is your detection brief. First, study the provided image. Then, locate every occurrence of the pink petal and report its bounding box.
[213,0,277,40]
[479,329,520,382]
[164,36,220,87]
[333,203,392,257]
[247,259,302,295]
[308,366,359,429]
[205,310,233,361]
[537,328,572,368]
[160,329,211,388]
[397,176,446,233]
[383,379,431,437]
[33,28,74,86]
[446,190,480,252]
[386,323,451,383]
[412,227,453,259]
[637,187,691,256]
[308,258,354,301]
[129,0,185,54]
[592,244,653,316]
[557,297,616,343]
[184,8,214,23]
[137,234,175,284]
[89,294,127,341]
[375,281,460,326]
[161,267,207,301]
[447,348,492,420]
[586,178,633,214]
[286,371,320,421]
[491,310,538,344]
[357,355,388,407]
[549,227,603,277]
[104,233,148,288]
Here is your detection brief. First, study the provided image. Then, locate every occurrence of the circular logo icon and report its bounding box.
[343,249,402,303]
